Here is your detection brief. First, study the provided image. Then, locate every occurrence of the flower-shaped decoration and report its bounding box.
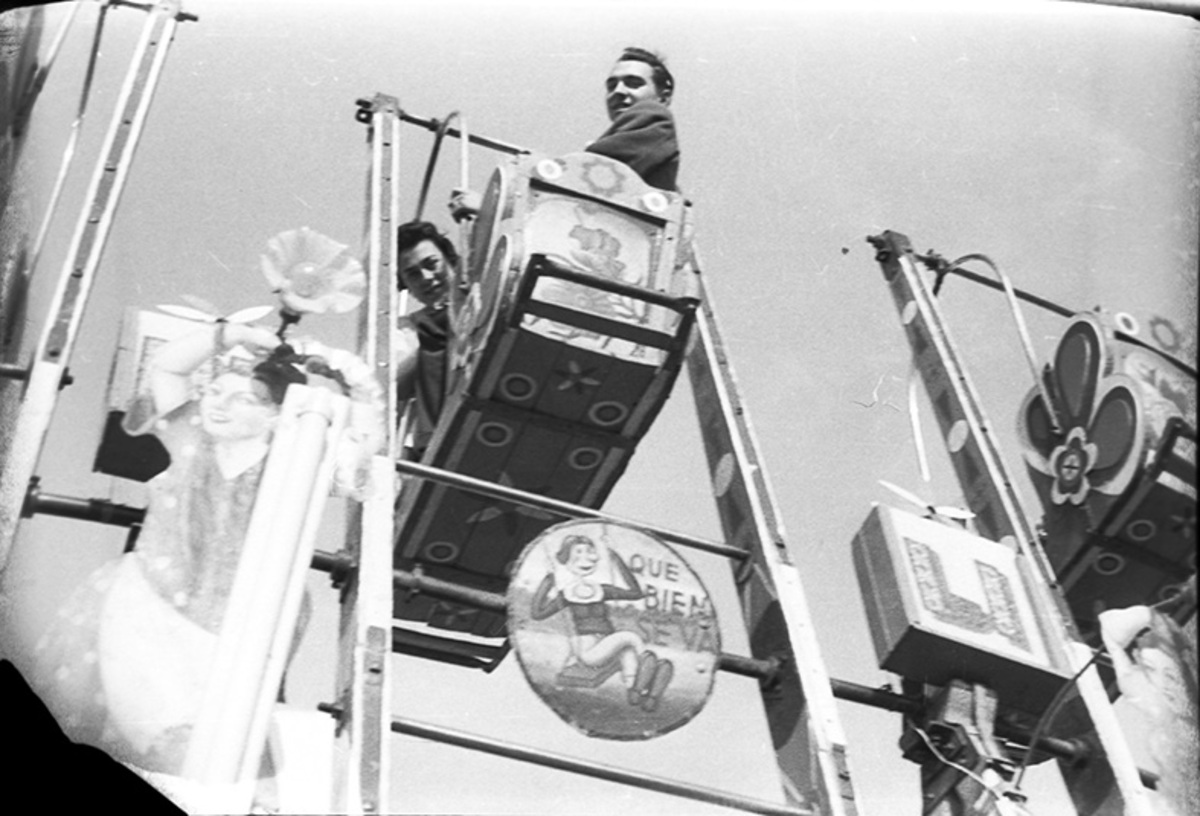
[260,227,366,316]
[1018,314,1146,530]
[579,155,627,198]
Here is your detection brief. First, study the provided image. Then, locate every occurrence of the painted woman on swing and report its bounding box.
[530,533,674,712]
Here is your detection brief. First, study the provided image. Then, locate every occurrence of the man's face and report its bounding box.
[398,239,450,308]
[605,60,662,121]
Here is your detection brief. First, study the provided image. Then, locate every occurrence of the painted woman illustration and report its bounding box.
[530,533,674,712]
[32,322,313,775]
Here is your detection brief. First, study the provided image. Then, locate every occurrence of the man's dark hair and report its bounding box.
[395,220,459,290]
[619,46,674,102]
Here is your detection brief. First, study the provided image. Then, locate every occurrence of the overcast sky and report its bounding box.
[2,1,1197,813]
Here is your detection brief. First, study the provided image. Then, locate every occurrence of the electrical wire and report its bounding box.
[947,253,1063,436]
[413,110,461,221]
[931,259,1197,381]
[1011,646,1102,791]
[912,724,1013,809]
[1012,583,1189,793]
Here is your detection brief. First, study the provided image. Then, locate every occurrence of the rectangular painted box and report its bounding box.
[852,504,1071,715]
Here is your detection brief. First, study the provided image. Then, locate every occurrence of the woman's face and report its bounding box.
[398,239,450,308]
[200,373,279,441]
[566,543,599,577]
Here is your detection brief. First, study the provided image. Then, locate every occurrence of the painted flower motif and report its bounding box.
[1018,314,1145,510]
[554,360,602,394]
[260,227,366,315]
[579,156,627,197]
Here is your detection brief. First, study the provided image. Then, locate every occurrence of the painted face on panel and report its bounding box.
[565,541,599,577]
[398,239,450,308]
[200,373,279,441]
[605,60,662,121]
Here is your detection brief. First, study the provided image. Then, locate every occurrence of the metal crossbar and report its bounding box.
[389,715,812,816]
[394,459,747,560]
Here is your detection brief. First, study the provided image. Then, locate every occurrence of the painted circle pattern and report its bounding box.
[501,373,537,401]
[424,541,460,564]
[588,401,629,427]
[477,422,513,447]
[568,447,603,471]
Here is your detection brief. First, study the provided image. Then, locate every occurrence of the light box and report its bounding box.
[852,504,1071,714]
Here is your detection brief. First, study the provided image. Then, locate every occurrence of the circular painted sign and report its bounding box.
[507,520,720,740]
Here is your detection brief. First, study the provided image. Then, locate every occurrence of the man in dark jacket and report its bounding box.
[586,46,680,192]
[450,46,681,221]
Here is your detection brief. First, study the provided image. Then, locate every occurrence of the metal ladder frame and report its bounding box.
[0,0,191,572]
[867,230,1160,816]
[339,96,860,815]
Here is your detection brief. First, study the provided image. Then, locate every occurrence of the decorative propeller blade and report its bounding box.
[878,480,975,521]
[157,304,217,322]
[224,305,275,324]
[879,479,928,509]
[932,505,976,521]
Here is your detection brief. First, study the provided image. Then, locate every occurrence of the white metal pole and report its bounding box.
[182,386,337,795]
[0,1,185,571]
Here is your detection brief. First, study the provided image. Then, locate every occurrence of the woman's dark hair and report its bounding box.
[251,345,308,405]
[396,220,459,290]
[619,46,674,102]
[556,534,597,564]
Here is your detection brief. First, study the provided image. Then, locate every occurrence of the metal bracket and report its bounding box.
[902,681,1032,816]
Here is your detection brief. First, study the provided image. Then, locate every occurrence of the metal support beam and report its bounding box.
[394,459,747,561]
[868,231,1160,816]
[687,266,858,815]
[388,106,531,157]
[351,538,1107,769]
[0,0,187,573]
[330,91,403,815]
[387,715,813,816]
[900,681,1033,816]
[21,478,144,527]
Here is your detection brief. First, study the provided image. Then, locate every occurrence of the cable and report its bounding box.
[413,110,461,221]
[1012,646,1101,791]
[1113,327,1198,381]
[912,724,1013,809]
[928,257,1198,382]
[1014,587,1195,792]
[947,253,1063,436]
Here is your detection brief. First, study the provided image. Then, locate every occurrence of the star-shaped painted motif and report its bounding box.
[579,157,626,197]
[1169,508,1196,541]
[554,360,602,394]
[428,601,480,631]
